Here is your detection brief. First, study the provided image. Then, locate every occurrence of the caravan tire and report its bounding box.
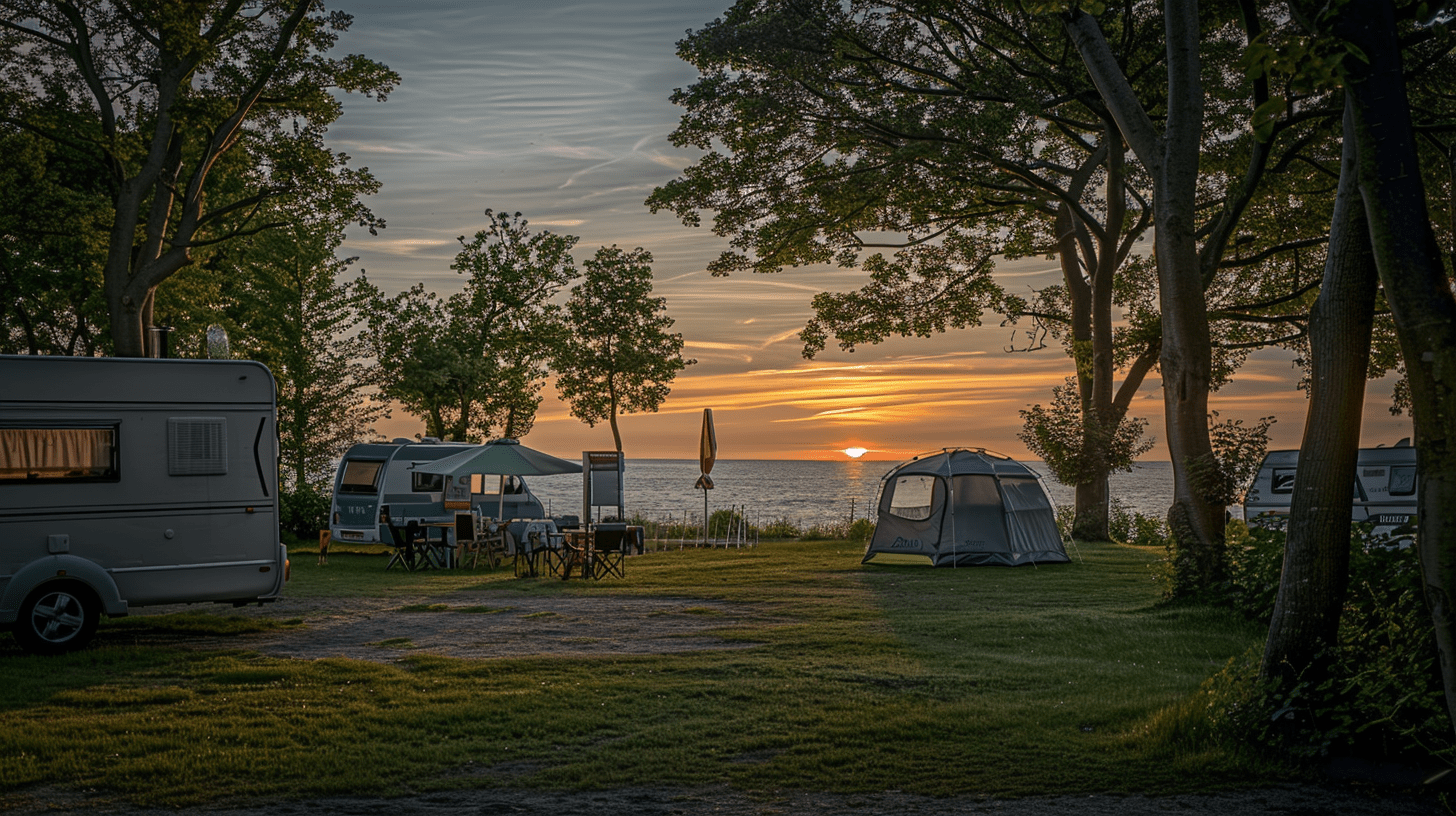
[14,582,99,655]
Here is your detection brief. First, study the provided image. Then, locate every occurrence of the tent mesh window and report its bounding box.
[887,475,938,520]
[167,417,228,476]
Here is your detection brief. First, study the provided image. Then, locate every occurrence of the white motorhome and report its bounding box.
[328,439,550,546]
[1,355,288,654]
[1243,441,1418,534]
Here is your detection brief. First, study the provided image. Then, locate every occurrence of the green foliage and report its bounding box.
[1109,499,1170,549]
[0,1,397,355]
[553,246,693,451]
[798,517,876,542]
[355,210,577,441]
[708,507,749,539]
[279,484,331,541]
[0,120,112,355]
[757,517,803,539]
[799,237,1013,358]
[1207,413,1277,505]
[1019,378,1154,487]
[1191,524,1455,763]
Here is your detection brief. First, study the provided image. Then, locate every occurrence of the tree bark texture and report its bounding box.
[1066,0,1225,585]
[1057,126,1152,541]
[1151,0,1227,587]
[1260,98,1378,681]
[1338,0,1456,739]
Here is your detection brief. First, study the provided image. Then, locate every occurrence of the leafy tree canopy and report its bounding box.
[356,210,578,443]
[554,246,694,452]
[0,0,397,355]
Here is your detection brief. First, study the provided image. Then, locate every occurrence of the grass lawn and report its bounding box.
[0,538,1274,807]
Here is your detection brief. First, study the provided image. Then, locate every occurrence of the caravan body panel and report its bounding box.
[0,355,287,634]
[1243,445,1418,530]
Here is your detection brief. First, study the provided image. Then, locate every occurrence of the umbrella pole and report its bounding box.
[703,489,709,547]
[498,474,506,521]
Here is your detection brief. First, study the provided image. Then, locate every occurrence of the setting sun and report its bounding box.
[843,447,868,459]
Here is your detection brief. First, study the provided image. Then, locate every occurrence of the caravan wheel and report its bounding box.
[14,582,99,655]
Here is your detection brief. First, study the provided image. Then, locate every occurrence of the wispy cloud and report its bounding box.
[357,237,458,256]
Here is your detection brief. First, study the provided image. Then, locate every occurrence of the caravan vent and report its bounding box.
[167,417,228,476]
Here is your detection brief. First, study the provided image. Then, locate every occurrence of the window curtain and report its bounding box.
[0,428,115,479]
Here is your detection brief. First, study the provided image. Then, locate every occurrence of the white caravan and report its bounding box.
[328,439,550,546]
[1,355,288,654]
[1243,441,1418,534]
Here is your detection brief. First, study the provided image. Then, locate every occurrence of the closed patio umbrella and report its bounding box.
[414,438,581,520]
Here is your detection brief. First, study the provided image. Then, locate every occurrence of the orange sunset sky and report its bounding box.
[329,1,1411,461]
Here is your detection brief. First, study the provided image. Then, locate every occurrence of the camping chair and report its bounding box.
[455,513,493,570]
[505,520,558,577]
[384,519,423,571]
[588,523,628,580]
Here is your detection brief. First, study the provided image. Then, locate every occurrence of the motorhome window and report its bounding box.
[339,460,384,494]
[887,475,941,521]
[167,417,228,475]
[412,472,444,492]
[1390,466,1417,497]
[0,427,118,483]
[1271,468,1297,494]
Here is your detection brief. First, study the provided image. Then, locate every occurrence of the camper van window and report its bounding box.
[0,427,118,483]
[412,472,444,493]
[1271,468,1297,494]
[888,475,941,521]
[339,460,384,494]
[1391,466,1417,497]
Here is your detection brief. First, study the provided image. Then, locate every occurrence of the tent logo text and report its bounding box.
[889,536,921,549]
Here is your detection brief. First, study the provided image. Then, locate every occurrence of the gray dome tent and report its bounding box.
[864,448,1069,567]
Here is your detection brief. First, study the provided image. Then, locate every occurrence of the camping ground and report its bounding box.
[0,538,1445,813]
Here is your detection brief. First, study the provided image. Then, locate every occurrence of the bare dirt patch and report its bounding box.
[133,591,757,662]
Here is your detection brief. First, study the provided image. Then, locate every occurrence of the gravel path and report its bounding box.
[165,591,762,662]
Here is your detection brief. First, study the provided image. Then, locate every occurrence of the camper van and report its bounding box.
[1,355,288,654]
[328,439,549,545]
[1243,441,1418,534]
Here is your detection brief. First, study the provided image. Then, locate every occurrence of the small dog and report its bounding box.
[317,530,330,565]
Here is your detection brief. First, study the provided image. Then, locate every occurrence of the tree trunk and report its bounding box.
[1056,199,1113,540]
[1066,0,1225,587]
[1153,0,1226,590]
[1261,98,1377,681]
[1338,0,1456,740]
[608,378,623,452]
[1073,479,1111,539]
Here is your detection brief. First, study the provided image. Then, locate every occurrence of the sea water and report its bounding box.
[525,459,1177,529]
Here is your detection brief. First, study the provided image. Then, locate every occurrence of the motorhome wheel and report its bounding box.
[14,582,99,655]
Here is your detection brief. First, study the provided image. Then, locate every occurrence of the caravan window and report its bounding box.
[1390,465,1417,497]
[0,426,119,483]
[412,472,444,493]
[887,475,941,521]
[1271,468,1297,494]
[338,460,384,494]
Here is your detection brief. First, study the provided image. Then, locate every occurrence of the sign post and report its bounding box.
[583,450,625,524]
[694,409,716,545]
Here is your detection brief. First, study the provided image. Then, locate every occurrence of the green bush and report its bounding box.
[757,516,801,539]
[1189,525,1453,765]
[847,517,876,542]
[280,484,331,542]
